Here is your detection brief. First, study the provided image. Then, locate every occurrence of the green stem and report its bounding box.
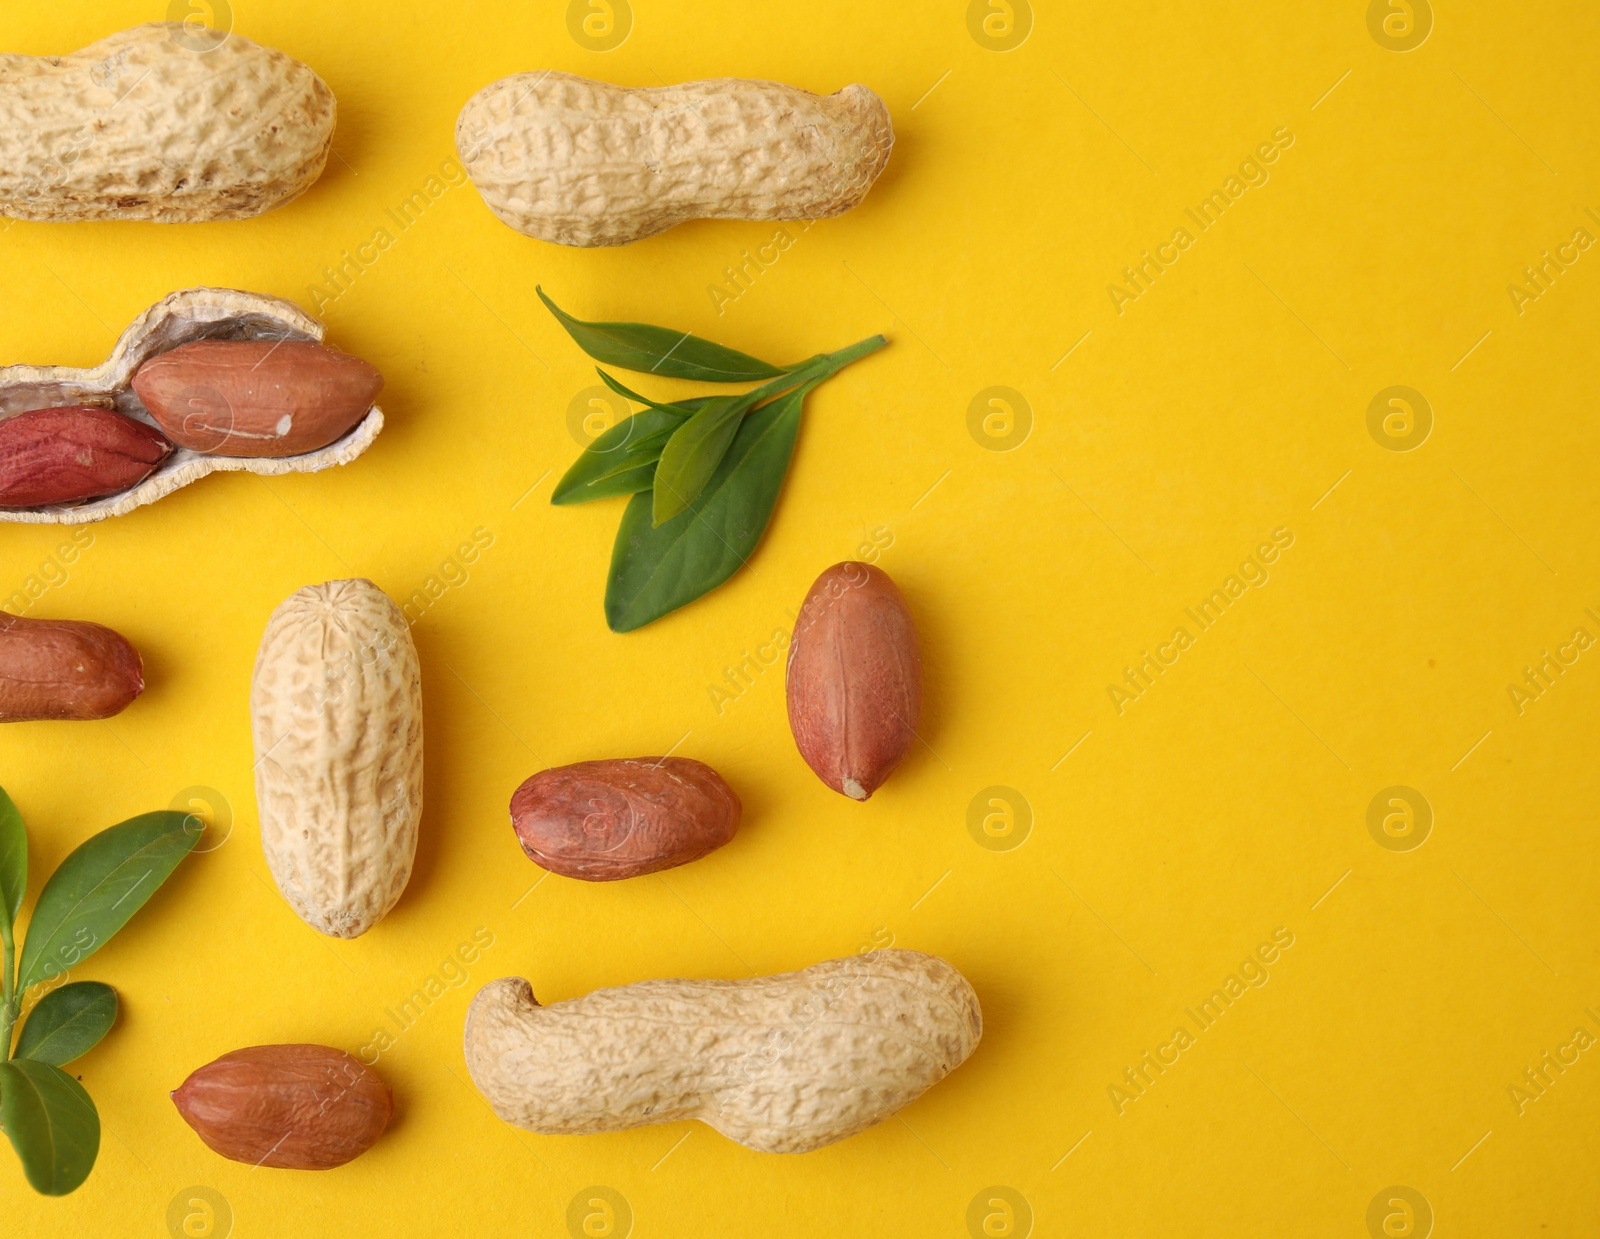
[762,334,888,403]
[815,333,891,372]
[0,923,15,1060]
[777,332,883,390]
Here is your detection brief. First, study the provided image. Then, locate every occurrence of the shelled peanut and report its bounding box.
[510,757,741,880]
[0,612,143,722]
[172,1045,392,1170]
[0,406,171,507]
[132,340,383,457]
[787,562,924,799]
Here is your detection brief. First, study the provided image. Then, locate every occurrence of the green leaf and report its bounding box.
[602,424,679,460]
[0,1059,99,1195]
[605,382,814,632]
[0,785,27,935]
[568,462,657,501]
[595,368,703,417]
[652,394,755,526]
[15,982,116,1066]
[538,287,788,382]
[587,442,673,487]
[551,404,698,506]
[18,811,199,994]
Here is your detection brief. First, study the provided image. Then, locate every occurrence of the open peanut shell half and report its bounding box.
[0,287,383,524]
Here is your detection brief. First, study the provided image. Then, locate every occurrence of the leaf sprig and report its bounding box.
[542,290,887,631]
[0,787,198,1195]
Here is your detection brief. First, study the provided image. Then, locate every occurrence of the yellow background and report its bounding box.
[2,1,1598,1235]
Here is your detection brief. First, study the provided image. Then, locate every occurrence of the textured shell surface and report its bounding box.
[464,950,981,1154]
[0,23,335,223]
[251,579,423,939]
[0,287,383,524]
[456,71,894,246]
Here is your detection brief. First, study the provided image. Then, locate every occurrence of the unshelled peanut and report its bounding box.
[251,579,423,938]
[464,950,980,1154]
[457,72,894,246]
[0,24,334,223]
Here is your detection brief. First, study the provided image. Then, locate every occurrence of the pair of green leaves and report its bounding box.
[0,788,199,1194]
[542,290,887,631]
[542,287,795,527]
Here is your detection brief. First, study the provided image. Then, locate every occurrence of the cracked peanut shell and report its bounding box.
[456,71,894,247]
[0,287,384,524]
[251,579,423,939]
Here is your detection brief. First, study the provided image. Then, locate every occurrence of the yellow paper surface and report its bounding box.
[1,2,1597,1235]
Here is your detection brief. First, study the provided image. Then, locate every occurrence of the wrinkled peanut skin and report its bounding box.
[0,612,143,722]
[511,757,740,881]
[0,406,171,507]
[132,340,383,457]
[786,562,922,800]
[172,1044,392,1170]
